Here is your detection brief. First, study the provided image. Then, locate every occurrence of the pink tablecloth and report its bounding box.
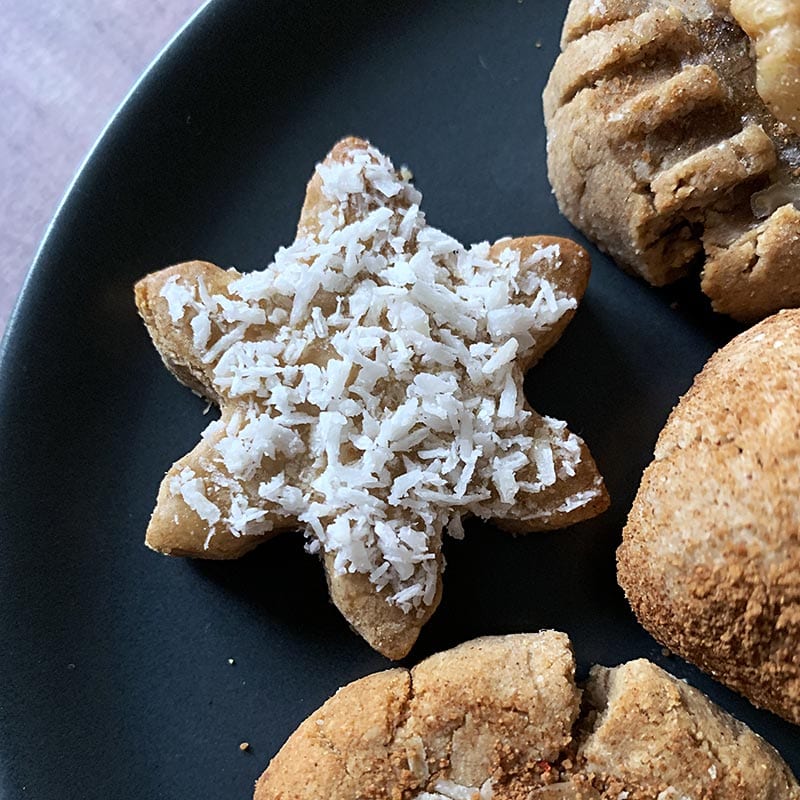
[0,0,204,334]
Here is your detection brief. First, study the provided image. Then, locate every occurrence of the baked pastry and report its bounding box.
[135,137,609,660]
[619,309,800,724]
[254,632,800,799]
[544,0,800,322]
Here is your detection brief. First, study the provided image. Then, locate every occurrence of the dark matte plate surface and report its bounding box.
[0,1,797,797]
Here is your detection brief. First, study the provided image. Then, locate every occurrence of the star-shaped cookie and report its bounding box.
[135,137,608,659]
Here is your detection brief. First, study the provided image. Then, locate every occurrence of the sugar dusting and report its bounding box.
[159,142,595,613]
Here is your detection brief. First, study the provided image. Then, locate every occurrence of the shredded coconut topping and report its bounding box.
[160,142,592,613]
[415,778,494,800]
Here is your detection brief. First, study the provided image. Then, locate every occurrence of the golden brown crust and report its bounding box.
[297,136,373,239]
[135,138,608,659]
[500,236,590,372]
[406,633,580,786]
[491,437,607,534]
[323,552,444,662]
[544,0,800,322]
[255,669,413,800]
[702,204,800,321]
[581,659,800,799]
[144,416,286,559]
[135,261,236,402]
[618,309,800,724]
[488,235,608,532]
[254,633,800,800]
[255,632,581,800]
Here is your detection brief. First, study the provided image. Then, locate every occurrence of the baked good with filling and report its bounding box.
[619,309,800,724]
[255,632,800,800]
[135,137,609,660]
[544,0,800,322]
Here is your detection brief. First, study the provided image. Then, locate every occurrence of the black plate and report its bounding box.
[1,1,797,796]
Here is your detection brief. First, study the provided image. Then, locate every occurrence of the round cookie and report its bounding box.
[255,632,800,799]
[619,310,800,724]
[544,0,800,322]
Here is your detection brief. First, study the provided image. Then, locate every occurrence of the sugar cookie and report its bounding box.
[256,632,799,799]
[135,138,608,659]
[619,310,800,724]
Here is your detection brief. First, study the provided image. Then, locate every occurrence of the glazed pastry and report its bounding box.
[135,137,608,660]
[544,0,800,322]
[619,309,800,724]
[255,632,800,799]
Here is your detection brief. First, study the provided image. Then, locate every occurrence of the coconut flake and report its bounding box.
[430,780,482,800]
[160,276,196,322]
[169,467,221,527]
[482,338,519,374]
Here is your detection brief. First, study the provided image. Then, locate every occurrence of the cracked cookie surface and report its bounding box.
[544,0,800,322]
[254,632,799,800]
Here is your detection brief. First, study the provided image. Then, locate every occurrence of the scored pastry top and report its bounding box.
[546,0,800,321]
